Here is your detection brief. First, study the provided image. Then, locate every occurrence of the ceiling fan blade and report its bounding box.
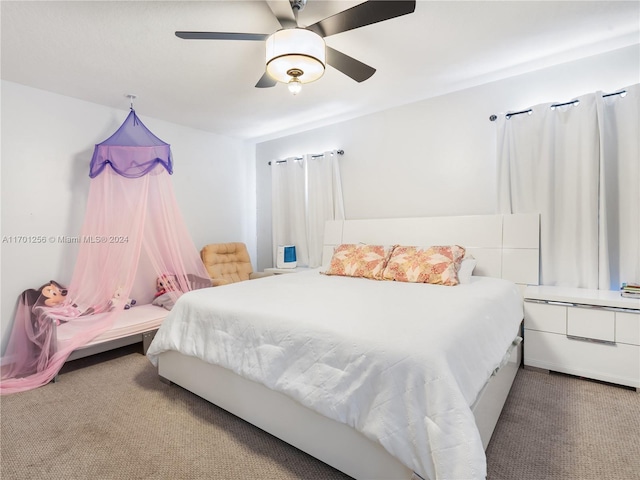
[326,47,375,83]
[255,72,278,88]
[266,0,298,29]
[175,32,269,41]
[306,0,416,38]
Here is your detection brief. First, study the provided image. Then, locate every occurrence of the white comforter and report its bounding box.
[147,270,523,480]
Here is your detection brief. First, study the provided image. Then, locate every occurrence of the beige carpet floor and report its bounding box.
[1,344,639,480]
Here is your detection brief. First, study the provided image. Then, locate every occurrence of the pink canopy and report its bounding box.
[1,110,210,394]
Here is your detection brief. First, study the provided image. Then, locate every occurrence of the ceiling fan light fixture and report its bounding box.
[287,69,303,95]
[265,28,326,85]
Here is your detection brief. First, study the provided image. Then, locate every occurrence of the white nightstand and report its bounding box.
[523,285,640,391]
[264,267,312,275]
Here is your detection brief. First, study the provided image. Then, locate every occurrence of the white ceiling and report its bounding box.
[2,1,638,141]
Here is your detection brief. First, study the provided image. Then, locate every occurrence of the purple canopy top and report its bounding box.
[89,110,173,178]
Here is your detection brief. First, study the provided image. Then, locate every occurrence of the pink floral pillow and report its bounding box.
[324,244,393,279]
[382,245,466,285]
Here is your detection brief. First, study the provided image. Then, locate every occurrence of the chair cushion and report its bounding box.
[201,242,254,284]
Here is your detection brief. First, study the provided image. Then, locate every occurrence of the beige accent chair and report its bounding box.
[200,242,273,287]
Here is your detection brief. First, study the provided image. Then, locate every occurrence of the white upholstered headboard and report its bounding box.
[322,214,540,288]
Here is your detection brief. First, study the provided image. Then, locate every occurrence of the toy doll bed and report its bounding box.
[147,213,540,480]
[52,274,212,364]
[55,304,167,362]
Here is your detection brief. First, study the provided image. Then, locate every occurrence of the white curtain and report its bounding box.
[271,150,345,268]
[497,83,639,290]
[597,85,640,289]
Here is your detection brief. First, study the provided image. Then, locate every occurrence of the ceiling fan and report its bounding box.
[175,0,416,94]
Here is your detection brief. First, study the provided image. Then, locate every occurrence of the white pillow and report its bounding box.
[457,256,477,284]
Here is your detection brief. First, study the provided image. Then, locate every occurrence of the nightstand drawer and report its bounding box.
[567,307,614,343]
[617,311,640,346]
[524,330,639,388]
[524,302,566,334]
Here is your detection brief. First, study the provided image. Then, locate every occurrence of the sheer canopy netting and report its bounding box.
[90,109,173,178]
[1,112,209,394]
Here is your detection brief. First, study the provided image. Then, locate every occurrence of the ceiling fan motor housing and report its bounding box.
[290,0,307,13]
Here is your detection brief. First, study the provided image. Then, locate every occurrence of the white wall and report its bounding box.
[255,45,640,272]
[0,81,256,353]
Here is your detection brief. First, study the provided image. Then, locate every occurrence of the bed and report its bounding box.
[146,213,540,480]
[52,274,210,365]
[54,304,168,362]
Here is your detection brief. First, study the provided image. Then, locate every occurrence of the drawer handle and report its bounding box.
[566,334,616,346]
[525,300,639,314]
[602,306,640,314]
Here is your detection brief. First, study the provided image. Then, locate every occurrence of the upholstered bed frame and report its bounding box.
[157,213,540,480]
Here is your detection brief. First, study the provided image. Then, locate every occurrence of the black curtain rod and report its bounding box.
[550,99,580,109]
[268,149,344,165]
[489,90,627,121]
[602,89,627,98]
